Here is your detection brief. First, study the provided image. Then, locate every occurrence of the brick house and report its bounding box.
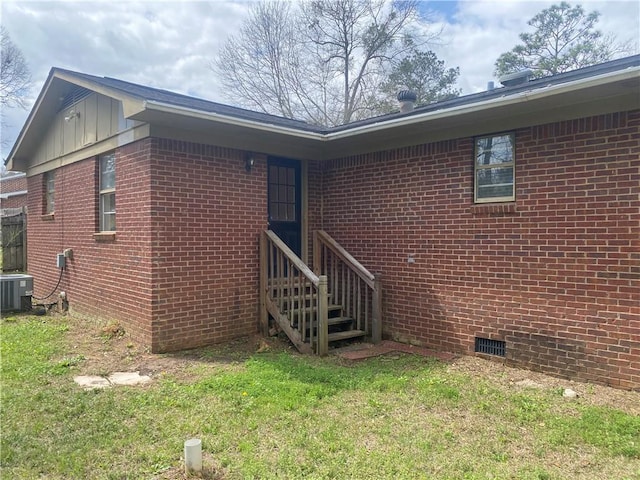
[6,56,639,389]
[0,171,28,211]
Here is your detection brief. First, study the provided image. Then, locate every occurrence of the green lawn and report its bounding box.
[1,315,639,479]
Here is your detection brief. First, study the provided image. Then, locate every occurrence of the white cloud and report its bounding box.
[1,0,638,160]
[430,0,639,93]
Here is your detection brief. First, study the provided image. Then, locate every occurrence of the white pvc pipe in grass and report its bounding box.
[184,438,202,474]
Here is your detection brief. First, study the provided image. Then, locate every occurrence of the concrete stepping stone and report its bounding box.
[74,371,151,390]
[74,375,111,389]
[108,371,152,386]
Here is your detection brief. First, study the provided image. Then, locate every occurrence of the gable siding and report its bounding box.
[317,110,640,389]
[31,92,136,168]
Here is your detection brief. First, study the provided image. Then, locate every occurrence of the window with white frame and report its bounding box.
[474,133,515,203]
[44,170,55,214]
[99,152,116,231]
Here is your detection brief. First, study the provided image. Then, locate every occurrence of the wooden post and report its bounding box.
[317,275,329,356]
[372,275,382,344]
[21,207,27,272]
[313,231,320,275]
[259,231,269,336]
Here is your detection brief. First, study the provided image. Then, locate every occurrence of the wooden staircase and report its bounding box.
[260,230,381,355]
[268,279,366,352]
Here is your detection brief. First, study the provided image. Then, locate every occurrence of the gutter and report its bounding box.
[142,67,637,142]
[0,190,28,199]
[324,67,640,140]
[142,100,326,141]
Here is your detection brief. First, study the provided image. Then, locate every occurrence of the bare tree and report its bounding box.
[1,27,31,109]
[1,27,31,154]
[215,0,435,126]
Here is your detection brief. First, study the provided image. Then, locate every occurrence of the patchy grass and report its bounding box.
[1,314,639,479]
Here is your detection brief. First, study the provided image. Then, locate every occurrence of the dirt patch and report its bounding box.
[59,313,290,383]
[448,355,640,416]
[56,313,638,415]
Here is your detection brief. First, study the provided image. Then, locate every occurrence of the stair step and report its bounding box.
[328,329,366,342]
[285,304,342,315]
[294,316,352,330]
[327,316,353,326]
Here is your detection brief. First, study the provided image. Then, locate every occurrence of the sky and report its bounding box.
[1,0,639,160]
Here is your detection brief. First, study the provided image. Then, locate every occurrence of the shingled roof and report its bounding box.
[55,54,640,134]
[7,54,640,169]
[54,69,321,132]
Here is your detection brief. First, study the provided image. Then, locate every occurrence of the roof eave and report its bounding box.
[6,61,638,169]
[138,100,326,141]
[6,69,147,170]
[326,66,640,141]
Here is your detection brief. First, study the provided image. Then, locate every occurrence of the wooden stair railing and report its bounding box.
[260,230,380,355]
[313,230,382,345]
[260,230,329,355]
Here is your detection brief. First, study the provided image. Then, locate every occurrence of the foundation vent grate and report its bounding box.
[475,337,506,357]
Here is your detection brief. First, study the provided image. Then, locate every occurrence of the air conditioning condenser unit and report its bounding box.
[1,274,33,312]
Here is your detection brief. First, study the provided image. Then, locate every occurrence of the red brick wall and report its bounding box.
[1,193,27,210]
[27,137,268,352]
[306,159,324,267]
[1,175,28,194]
[148,139,267,352]
[27,139,155,344]
[1,175,28,210]
[317,110,640,389]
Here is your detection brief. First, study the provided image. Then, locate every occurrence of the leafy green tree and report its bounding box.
[495,2,621,79]
[379,50,459,111]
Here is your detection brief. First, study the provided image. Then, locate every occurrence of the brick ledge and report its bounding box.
[470,202,517,215]
[93,232,117,242]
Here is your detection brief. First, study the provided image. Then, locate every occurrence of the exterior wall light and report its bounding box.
[245,153,255,172]
[64,110,80,122]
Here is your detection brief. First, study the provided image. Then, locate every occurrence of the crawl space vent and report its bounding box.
[475,337,506,357]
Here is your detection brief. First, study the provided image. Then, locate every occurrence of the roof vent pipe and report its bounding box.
[397,90,417,113]
[487,81,495,91]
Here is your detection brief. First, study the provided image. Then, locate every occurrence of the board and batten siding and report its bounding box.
[31,92,137,167]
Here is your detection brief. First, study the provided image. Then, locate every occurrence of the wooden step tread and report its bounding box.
[327,316,353,326]
[306,316,352,327]
[284,303,341,312]
[296,317,353,329]
[328,330,366,342]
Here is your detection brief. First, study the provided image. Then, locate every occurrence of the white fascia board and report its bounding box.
[142,100,326,141]
[54,70,146,116]
[325,67,640,141]
[0,190,28,199]
[0,172,26,180]
[136,67,637,143]
[5,73,59,170]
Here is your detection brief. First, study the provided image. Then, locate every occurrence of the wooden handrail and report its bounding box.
[265,230,319,286]
[314,230,375,287]
[313,230,382,344]
[261,230,329,355]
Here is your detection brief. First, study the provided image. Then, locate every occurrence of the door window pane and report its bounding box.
[269,165,297,222]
